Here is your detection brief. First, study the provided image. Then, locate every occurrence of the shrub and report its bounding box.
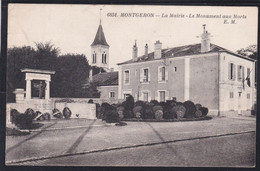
[123,110,134,118]
[143,103,155,119]
[133,106,143,119]
[150,100,159,106]
[88,99,94,103]
[104,109,119,123]
[52,108,63,119]
[15,113,34,129]
[63,107,72,119]
[24,108,34,116]
[194,110,202,118]
[172,105,186,119]
[124,95,135,111]
[195,104,202,110]
[135,101,145,107]
[10,109,20,124]
[116,105,125,119]
[154,110,163,120]
[43,113,51,120]
[183,101,196,118]
[200,107,209,116]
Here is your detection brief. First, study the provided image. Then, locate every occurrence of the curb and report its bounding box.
[6,130,256,165]
[29,124,106,132]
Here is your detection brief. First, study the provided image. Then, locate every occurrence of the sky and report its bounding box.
[8,4,258,70]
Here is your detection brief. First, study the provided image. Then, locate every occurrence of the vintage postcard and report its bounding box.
[6,4,257,167]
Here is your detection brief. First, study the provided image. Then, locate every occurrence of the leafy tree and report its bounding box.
[237,45,257,60]
[7,42,102,102]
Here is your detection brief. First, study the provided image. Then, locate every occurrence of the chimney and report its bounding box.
[201,24,211,53]
[132,40,138,61]
[89,68,93,82]
[145,44,148,57]
[154,40,162,59]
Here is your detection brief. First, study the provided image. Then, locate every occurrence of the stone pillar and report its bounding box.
[45,81,50,99]
[13,88,25,103]
[25,79,31,99]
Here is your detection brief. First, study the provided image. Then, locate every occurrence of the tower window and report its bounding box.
[92,53,97,64]
[102,53,107,64]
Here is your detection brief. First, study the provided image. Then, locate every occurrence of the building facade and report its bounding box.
[117,26,256,116]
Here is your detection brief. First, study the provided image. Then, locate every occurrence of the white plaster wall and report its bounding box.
[219,52,255,112]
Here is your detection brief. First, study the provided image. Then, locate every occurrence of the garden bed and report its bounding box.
[122,116,212,122]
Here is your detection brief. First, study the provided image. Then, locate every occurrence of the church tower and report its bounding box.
[90,9,110,71]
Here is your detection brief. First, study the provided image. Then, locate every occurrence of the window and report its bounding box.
[124,94,130,99]
[143,92,149,102]
[230,92,234,99]
[228,63,236,80]
[143,68,149,82]
[174,67,177,72]
[124,70,130,84]
[92,52,96,64]
[247,93,250,99]
[237,65,244,81]
[102,53,107,64]
[109,92,115,98]
[159,91,166,102]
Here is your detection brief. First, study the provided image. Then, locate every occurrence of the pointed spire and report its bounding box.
[91,9,109,47]
[99,8,102,25]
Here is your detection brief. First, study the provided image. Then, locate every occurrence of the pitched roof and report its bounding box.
[118,43,254,65]
[91,24,109,47]
[92,71,118,86]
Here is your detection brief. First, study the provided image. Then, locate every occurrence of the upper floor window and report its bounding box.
[237,65,244,82]
[230,92,234,99]
[124,70,130,84]
[247,93,250,99]
[228,63,236,80]
[158,66,168,81]
[102,52,107,64]
[92,52,97,64]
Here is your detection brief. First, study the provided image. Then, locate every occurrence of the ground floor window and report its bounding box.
[109,92,115,98]
[159,91,166,102]
[247,93,250,99]
[143,92,149,102]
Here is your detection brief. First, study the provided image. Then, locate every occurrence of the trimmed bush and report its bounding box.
[104,109,119,123]
[63,107,72,119]
[123,110,134,118]
[88,99,94,103]
[15,113,34,129]
[143,104,155,119]
[10,109,20,124]
[24,108,35,116]
[116,106,125,119]
[124,95,135,111]
[200,107,209,116]
[195,104,202,110]
[133,106,143,119]
[183,101,196,118]
[194,110,202,118]
[153,105,163,120]
[172,105,186,119]
[52,108,63,119]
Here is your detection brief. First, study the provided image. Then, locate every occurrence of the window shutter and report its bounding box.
[237,65,241,81]
[148,69,151,82]
[242,66,245,80]
[165,91,169,101]
[158,67,162,81]
[165,67,168,81]
[140,69,143,83]
[155,91,159,101]
[233,64,236,80]
[228,63,231,80]
[148,91,151,102]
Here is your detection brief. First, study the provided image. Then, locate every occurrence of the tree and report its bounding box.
[237,45,257,60]
[7,42,101,102]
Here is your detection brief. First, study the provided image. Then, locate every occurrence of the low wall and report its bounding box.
[52,97,124,105]
[55,103,96,119]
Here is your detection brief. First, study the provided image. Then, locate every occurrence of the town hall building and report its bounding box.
[89,21,256,116]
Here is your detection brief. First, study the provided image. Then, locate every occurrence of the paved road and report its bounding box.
[21,132,256,167]
[6,117,256,167]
